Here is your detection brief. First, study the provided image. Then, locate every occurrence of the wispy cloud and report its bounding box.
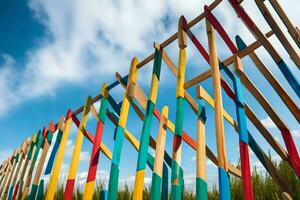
[291,129,300,138]
[63,138,91,161]
[0,150,13,165]
[0,0,210,116]
[190,156,216,165]
[260,117,276,129]
[2,0,290,117]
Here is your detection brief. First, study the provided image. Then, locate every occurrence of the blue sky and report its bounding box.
[0,0,299,190]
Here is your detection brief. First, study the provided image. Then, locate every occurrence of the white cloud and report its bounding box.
[1,1,300,188]
[292,129,300,138]
[61,163,70,174]
[64,139,75,156]
[148,148,155,157]
[119,175,152,186]
[190,156,196,161]
[93,101,101,112]
[184,172,218,190]
[0,0,298,118]
[69,123,79,136]
[73,170,110,188]
[260,117,276,129]
[183,174,196,186]
[0,0,207,116]
[274,136,279,142]
[79,151,91,161]
[64,139,90,161]
[0,150,13,165]
[190,157,215,166]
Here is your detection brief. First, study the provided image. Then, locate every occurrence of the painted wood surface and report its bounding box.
[133,44,163,200]
[235,35,300,124]
[178,12,294,182]
[107,57,139,200]
[46,111,73,200]
[7,139,30,200]
[204,8,254,199]
[255,0,300,67]
[1,151,18,199]
[268,0,300,48]
[229,0,300,98]
[117,68,243,182]
[184,31,273,89]
[21,130,44,200]
[198,85,292,198]
[196,100,207,200]
[83,84,109,200]
[15,135,37,200]
[28,130,53,200]
[64,97,92,199]
[150,106,169,200]
[170,16,187,200]
[206,18,231,200]
[153,51,242,178]
[0,2,298,199]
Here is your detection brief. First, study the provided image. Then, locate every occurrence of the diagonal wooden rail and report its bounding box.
[0,1,299,200]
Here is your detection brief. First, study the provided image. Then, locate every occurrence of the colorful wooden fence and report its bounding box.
[0,0,299,199]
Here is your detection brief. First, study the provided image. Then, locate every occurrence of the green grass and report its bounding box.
[45,157,299,199]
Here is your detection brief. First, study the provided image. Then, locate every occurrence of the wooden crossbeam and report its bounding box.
[150,106,169,200]
[15,135,37,200]
[184,30,274,89]
[115,73,242,178]
[132,43,164,200]
[268,0,300,48]
[7,138,30,200]
[1,2,299,200]
[107,57,139,200]
[2,150,19,199]
[235,65,300,177]
[196,100,208,200]
[206,18,231,199]
[229,0,300,98]
[255,0,300,67]
[171,12,293,175]
[235,35,300,124]
[21,131,44,200]
[197,85,292,198]
[64,96,93,198]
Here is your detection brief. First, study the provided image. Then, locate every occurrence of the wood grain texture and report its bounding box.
[159,50,242,177]
[153,106,169,177]
[236,35,300,124]
[268,0,300,48]
[196,103,206,180]
[116,67,242,178]
[229,0,282,63]
[255,0,300,67]
[184,30,274,89]
[198,85,292,197]
[206,19,228,170]
[45,111,72,200]
[2,151,18,199]
[235,67,300,177]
